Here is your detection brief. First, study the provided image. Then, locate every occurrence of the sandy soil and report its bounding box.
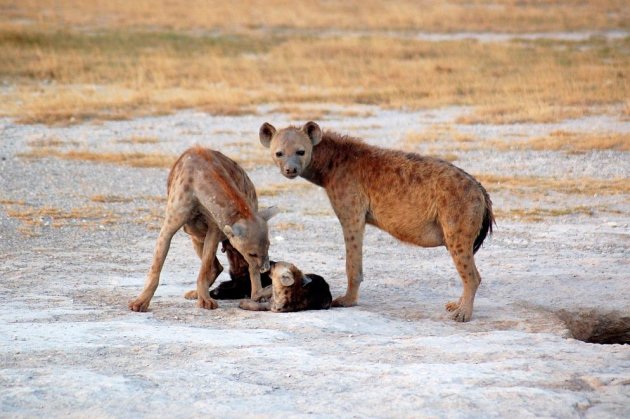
[1,105,629,417]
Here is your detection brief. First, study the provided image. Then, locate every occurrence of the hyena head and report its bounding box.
[259,121,322,179]
[223,207,278,273]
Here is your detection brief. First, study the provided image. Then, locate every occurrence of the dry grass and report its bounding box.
[0,5,627,125]
[456,105,595,125]
[274,222,305,232]
[522,131,630,153]
[115,136,159,145]
[6,204,119,233]
[494,206,596,222]
[257,183,295,197]
[2,1,628,33]
[477,175,630,196]
[18,148,176,168]
[90,195,134,203]
[404,124,475,146]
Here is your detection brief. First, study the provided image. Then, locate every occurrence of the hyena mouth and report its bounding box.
[283,172,299,179]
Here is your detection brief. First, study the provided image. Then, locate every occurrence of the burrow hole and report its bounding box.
[558,310,630,345]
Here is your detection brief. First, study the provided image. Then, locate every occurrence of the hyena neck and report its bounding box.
[301,131,363,187]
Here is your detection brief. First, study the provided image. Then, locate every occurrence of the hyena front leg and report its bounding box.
[129,210,188,312]
[332,212,366,307]
[195,227,222,309]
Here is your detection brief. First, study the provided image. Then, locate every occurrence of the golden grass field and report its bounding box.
[0,0,628,125]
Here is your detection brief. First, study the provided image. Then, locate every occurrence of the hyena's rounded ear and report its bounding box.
[259,122,276,148]
[259,206,279,221]
[302,121,322,146]
[280,273,295,287]
[223,224,244,238]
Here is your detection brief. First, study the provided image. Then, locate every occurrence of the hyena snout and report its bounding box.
[260,256,271,273]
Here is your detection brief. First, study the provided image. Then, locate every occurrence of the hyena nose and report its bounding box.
[285,167,297,175]
[260,258,271,273]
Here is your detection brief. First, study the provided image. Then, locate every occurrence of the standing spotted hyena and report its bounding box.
[128,146,277,312]
[259,122,494,322]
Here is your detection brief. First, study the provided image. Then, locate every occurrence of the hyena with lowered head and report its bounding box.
[239,261,332,312]
[128,146,277,312]
[259,122,494,322]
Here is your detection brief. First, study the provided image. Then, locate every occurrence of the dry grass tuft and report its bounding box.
[523,131,630,153]
[116,136,159,145]
[404,124,475,146]
[27,137,79,148]
[90,195,134,203]
[6,204,119,231]
[494,206,596,222]
[257,183,295,197]
[477,175,630,196]
[18,148,176,168]
[273,222,304,232]
[456,105,592,125]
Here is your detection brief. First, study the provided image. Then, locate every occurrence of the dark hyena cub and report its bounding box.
[239,262,332,312]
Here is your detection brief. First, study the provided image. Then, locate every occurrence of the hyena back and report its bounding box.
[128,146,277,312]
[260,122,494,322]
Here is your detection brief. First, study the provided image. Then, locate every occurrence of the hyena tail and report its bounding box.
[473,186,495,254]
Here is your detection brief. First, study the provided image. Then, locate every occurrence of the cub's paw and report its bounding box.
[128,297,150,312]
[239,299,261,311]
[184,289,198,300]
[332,295,358,308]
[197,296,218,310]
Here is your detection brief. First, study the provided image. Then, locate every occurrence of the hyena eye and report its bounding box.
[275,151,283,158]
[296,150,305,156]
[248,253,258,258]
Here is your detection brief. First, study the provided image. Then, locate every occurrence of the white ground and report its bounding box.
[1,105,629,418]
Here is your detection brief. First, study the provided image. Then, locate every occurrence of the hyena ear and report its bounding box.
[302,121,322,146]
[280,273,295,287]
[223,223,245,238]
[259,206,279,221]
[259,122,276,148]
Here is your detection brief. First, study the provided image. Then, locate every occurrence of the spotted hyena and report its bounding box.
[239,261,332,312]
[128,146,277,312]
[259,122,494,322]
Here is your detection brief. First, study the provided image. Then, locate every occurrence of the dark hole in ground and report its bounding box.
[558,310,630,345]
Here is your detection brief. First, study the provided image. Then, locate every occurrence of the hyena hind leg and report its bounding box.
[445,247,481,322]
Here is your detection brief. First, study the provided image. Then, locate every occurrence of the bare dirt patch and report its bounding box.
[1,105,629,417]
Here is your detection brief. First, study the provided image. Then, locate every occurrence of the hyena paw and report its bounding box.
[128,297,150,312]
[447,304,473,322]
[332,295,358,308]
[184,289,198,300]
[197,296,218,310]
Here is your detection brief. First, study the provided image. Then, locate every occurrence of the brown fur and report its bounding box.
[129,146,277,312]
[260,122,494,322]
[238,262,332,313]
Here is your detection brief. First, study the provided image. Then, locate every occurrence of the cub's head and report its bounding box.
[269,261,300,289]
[259,121,322,179]
[223,207,278,273]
